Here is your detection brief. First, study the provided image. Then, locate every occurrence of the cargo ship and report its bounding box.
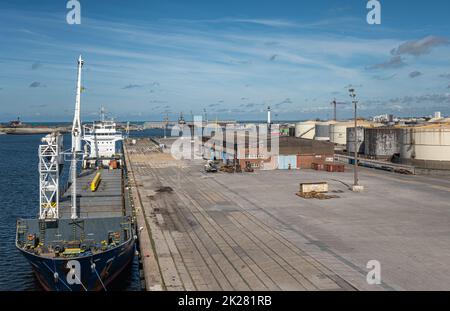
[15,56,136,291]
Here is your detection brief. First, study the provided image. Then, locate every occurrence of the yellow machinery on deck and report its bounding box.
[90,172,101,192]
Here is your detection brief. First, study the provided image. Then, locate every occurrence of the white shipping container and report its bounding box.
[299,182,328,193]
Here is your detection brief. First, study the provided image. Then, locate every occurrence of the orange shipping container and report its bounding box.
[325,163,345,172]
[109,160,118,169]
[312,162,325,171]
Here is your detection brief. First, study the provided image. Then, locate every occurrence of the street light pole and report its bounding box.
[348,88,363,192]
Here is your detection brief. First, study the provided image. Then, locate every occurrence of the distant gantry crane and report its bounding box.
[331,98,347,121]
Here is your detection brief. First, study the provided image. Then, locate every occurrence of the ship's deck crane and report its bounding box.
[39,56,84,220]
[70,55,84,220]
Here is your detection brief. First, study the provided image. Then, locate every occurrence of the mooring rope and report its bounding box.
[74,272,88,291]
[43,261,72,291]
[92,263,107,291]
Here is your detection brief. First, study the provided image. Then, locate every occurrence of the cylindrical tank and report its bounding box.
[295,121,316,139]
[289,127,296,136]
[365,127,401,158]
[346,127,365,154]
[400,127,450,161]
[330,122,352,145]
[314,121,334,141]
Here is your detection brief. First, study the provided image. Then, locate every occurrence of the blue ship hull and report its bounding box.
[19,238,135,291]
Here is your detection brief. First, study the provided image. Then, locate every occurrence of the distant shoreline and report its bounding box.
[0,127,70,135]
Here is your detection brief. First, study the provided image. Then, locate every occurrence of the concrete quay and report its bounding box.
[124,138,450,291]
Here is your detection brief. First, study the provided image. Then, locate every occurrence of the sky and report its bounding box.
[0,0,450,122]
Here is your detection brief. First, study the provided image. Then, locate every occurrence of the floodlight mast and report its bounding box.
[348,88,359,188]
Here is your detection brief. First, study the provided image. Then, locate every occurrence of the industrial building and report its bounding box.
[204,131,335,171]
[201,105,450,175]
[276,136,335,170]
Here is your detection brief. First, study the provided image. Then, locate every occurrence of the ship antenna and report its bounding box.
[70,55,84,219]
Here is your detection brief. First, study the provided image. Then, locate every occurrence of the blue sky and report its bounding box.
[0,0,450,122]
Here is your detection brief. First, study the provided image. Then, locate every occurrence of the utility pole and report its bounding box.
[348,88,364,192]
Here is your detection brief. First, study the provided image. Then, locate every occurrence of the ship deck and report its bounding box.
[59,168,124,219]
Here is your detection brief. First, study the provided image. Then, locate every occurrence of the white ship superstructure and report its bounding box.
[83,118,123,168]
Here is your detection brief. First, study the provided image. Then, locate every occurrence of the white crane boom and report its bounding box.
[70,55,84,219]
[72,55,83,152]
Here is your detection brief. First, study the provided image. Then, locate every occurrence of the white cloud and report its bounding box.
[1,10,450,119]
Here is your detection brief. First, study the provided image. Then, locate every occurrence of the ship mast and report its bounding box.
[70,55,84,219]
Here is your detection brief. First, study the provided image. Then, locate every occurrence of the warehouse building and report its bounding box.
[276,136,335,169]
[205,132,335,170]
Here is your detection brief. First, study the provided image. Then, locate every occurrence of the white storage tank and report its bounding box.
[314,121,334,141]
[365,127,401,158]
[400,126,450,162]
[330,122,353,145]
[346,126,365,154]
[295,121,316,139]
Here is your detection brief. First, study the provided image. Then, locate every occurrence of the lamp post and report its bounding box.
[348,88,364,192]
